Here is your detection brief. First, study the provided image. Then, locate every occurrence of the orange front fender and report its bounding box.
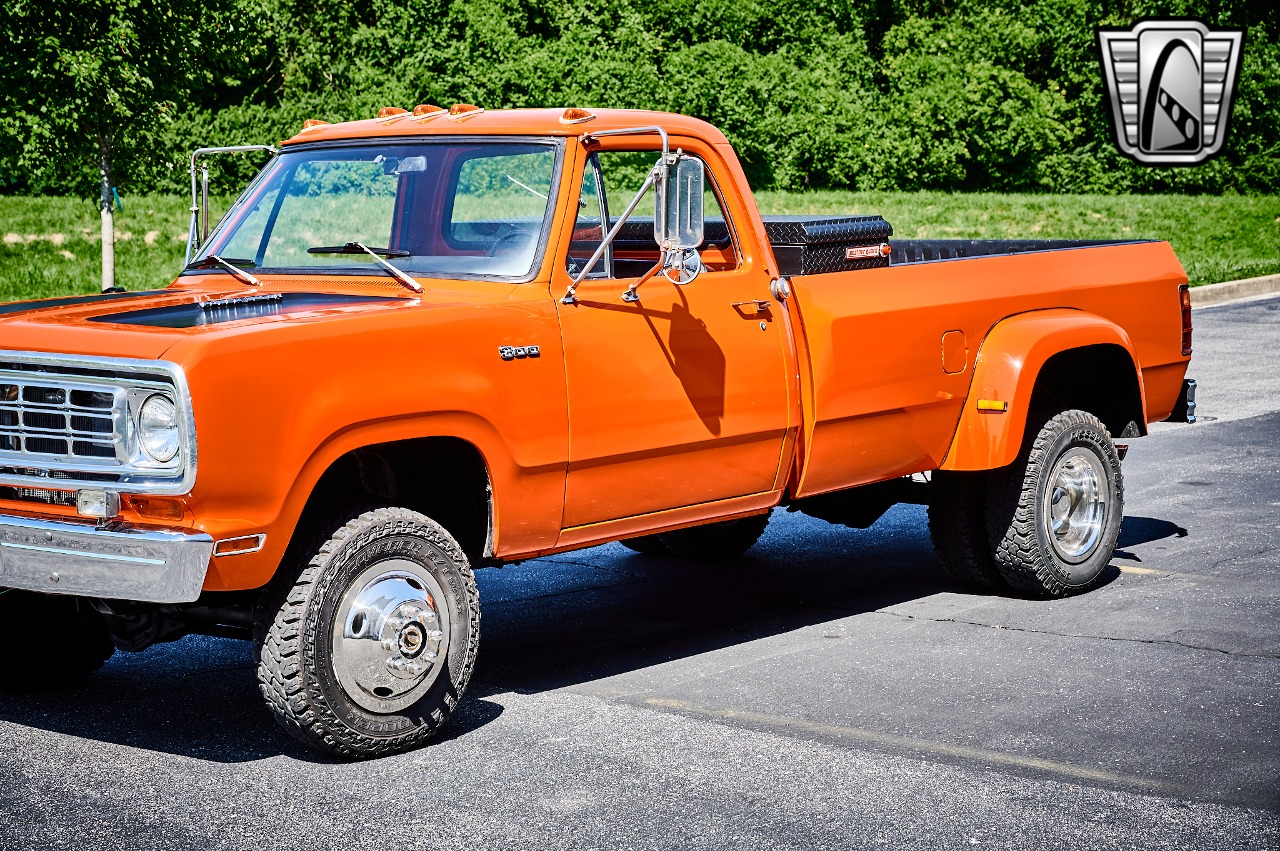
[941,309,1145,471]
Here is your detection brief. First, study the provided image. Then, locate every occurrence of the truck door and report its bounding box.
[553,140,792,530]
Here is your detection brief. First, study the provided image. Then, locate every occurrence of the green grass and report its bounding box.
[0,195,198,302]
[1,191,1277,301]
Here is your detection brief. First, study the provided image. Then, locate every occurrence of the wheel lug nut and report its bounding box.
[427,629,443,641]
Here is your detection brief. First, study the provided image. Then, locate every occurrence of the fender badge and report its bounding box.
[499,345,540,361]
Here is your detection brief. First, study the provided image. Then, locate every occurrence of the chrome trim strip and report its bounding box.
[0,541,166,565]
[0,513,213,603]
[0,350,197,496]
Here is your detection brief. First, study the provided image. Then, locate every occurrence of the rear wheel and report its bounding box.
[657,513,771,561]
[986,410,1123,597]
[257,507,480,758]
[0,590,115,691]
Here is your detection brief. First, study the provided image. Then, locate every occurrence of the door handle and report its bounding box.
[731,299,772,317]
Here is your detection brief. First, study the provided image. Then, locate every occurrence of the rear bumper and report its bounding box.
[0,514,213,603]
[1163,378,1197,424]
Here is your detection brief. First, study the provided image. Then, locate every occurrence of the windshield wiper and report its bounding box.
[187,255,263,287]
[306,242,423,293]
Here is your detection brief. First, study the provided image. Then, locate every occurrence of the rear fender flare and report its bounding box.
[941,309,1145,471]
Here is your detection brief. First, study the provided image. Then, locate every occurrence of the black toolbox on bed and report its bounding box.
[762,215,893,276]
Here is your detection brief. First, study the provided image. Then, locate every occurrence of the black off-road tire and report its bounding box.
[657,513,771,561]
[618,534,672,556]
[927,471,1008,590]
[0,591,114,691]
[257,507,480,759]
[986,410,1124,598]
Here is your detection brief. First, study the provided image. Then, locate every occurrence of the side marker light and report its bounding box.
[214,534,267,557]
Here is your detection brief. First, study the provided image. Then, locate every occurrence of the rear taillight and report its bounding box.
[1179,284,1193,356]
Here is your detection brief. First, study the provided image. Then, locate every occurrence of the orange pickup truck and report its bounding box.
[0,106,1194,757]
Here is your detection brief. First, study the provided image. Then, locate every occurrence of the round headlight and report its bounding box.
[138,394,180,463]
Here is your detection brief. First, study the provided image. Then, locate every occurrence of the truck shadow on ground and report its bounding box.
[0,507,1187,763]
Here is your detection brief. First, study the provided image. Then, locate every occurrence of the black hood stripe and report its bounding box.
[0,290,171,318]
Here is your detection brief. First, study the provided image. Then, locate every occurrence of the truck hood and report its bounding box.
[0,276,418,362]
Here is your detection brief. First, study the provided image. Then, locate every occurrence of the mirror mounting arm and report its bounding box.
[563,127,671,305]
[562,164,660,305]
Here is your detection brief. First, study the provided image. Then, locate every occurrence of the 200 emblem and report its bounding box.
[499,345,540,361]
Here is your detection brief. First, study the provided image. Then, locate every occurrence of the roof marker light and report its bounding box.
[412,104,446,121]
[375,107,409,123]
[301,119,329,131]
[448,103,485,121]
[560,107,596,125]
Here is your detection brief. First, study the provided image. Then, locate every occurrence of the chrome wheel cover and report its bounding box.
[1042,447,1109,567]
[330,559,451,714]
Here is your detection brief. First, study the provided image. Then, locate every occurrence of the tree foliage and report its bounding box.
[2,0,1276,197]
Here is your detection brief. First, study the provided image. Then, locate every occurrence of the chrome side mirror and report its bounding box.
[654,155,704,251]
[652,154,705,287]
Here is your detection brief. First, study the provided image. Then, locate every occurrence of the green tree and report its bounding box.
[0,0,256,288]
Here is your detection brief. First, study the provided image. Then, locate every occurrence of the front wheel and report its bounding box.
[257,507,480,758]
[986,410,1124,597]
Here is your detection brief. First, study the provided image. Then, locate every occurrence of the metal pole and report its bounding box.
[200,166,210,242]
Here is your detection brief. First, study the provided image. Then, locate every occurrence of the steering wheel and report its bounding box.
[489,228,535,258]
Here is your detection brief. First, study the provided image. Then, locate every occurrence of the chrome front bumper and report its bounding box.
[0,514,213,603]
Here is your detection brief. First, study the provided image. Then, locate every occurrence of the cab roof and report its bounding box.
[279,107,729,147]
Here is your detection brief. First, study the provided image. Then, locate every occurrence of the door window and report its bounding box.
[566,151,739,279]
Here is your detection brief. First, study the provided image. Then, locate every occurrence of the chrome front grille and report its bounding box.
[0,352,195,495]
[0,379,124,465]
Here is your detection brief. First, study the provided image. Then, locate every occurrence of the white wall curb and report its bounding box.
[1190,273,1280,308]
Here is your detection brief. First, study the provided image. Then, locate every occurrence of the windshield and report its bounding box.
[194,140,561,281]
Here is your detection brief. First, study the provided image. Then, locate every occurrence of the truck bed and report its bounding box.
[758,214,1147,276]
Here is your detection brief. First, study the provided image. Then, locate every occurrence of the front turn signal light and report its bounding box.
[127,495,187,521]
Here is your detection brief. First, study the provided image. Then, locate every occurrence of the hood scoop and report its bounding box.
[88,292,404,328]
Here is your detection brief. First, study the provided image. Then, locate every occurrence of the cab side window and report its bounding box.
[566,150,740,279]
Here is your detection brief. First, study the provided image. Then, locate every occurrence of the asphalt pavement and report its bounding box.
[1,296,1277,850]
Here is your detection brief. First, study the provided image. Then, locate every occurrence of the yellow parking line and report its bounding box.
[642,696,1193,797]
[1116,565,1162,575]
